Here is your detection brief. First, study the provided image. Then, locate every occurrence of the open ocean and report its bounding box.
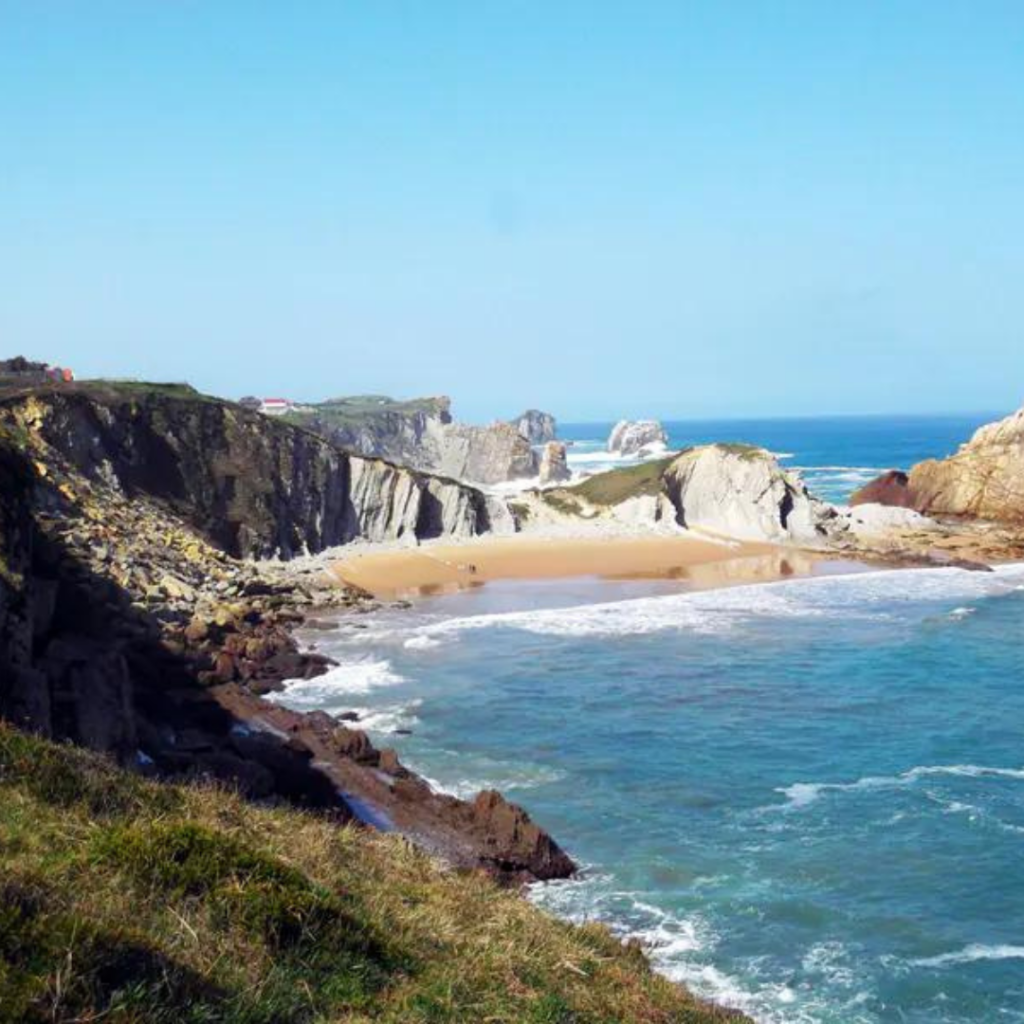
[274,413,1024,1023]
[559,413,999,505]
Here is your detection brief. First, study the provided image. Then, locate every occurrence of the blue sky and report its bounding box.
[2,2,1023,421]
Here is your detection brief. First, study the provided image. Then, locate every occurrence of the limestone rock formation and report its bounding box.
[662,444,839,543]
[289,394,541,486]
[607,419,668,456]
[433,422,539,486]
[538,441,571,485]
[852,404,1024,522]
[511,409,557,444]
[291,395,454,471]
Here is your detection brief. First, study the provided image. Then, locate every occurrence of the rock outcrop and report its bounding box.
[853,405,1024,523]
[511,409,557,444]
[289,394,542,486]
[433,422,539,485]
[538,441,571,485]
[607,419,668,456]
[849,470,916,508]
[662,444,839,543]
[0,383,508,558]
[292,395,454,471]
[526,444,840,545]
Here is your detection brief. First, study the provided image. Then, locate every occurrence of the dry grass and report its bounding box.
[0,724,744,1023]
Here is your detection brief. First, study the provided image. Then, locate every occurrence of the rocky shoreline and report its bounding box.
[0,380,573,885]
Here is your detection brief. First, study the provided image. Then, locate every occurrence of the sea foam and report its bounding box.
[913,944,1024,968]
[402,563,1024,643]
[776,763,1024,810]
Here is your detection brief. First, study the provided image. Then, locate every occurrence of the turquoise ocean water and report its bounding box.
[275,414,1024,1023]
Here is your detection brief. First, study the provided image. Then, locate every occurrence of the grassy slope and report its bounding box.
[539,458,678,516]
[544,445,769,515]
[0,724,740,1024]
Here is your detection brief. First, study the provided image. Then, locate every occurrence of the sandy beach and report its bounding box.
[329,531,827,598]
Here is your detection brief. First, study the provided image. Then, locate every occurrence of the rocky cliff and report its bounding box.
[0,381,567,883]
[852,404,1024,522]
[287,394,454,471]
[288,393,541,486]
[0,383,506,558]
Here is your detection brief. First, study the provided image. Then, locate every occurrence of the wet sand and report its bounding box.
[329,533,829,599]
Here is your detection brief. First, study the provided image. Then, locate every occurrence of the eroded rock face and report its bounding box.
[538,441,571,485]
[663,444,839,543]
[433,422,539,485]
[290,395,543,486]
[511,409,557,444]
[607,419,668,456]
[0,386,503,557]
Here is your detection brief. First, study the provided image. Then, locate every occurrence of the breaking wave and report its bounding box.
[776,763,1024,810]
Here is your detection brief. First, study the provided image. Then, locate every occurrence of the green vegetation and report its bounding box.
[540,491,587,517]
[509,501,532,524]
[0,723,740,1023]
[564,457,677,508]
[707,443,766,462]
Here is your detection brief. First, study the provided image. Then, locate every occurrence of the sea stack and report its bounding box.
[607,419,668,456]
[538,441,571,484]
[511,409,557,444]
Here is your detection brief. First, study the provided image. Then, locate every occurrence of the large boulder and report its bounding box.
[538,441,571,485]
[852,404,1024,522]
[511,409,557,444]
[607,419,668,456]
[839,502,938,539]
[662,444,838,543]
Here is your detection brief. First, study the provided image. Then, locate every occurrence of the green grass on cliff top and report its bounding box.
[0,723,741,1024]
[284,395,448,425]
[543,456,678,510]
